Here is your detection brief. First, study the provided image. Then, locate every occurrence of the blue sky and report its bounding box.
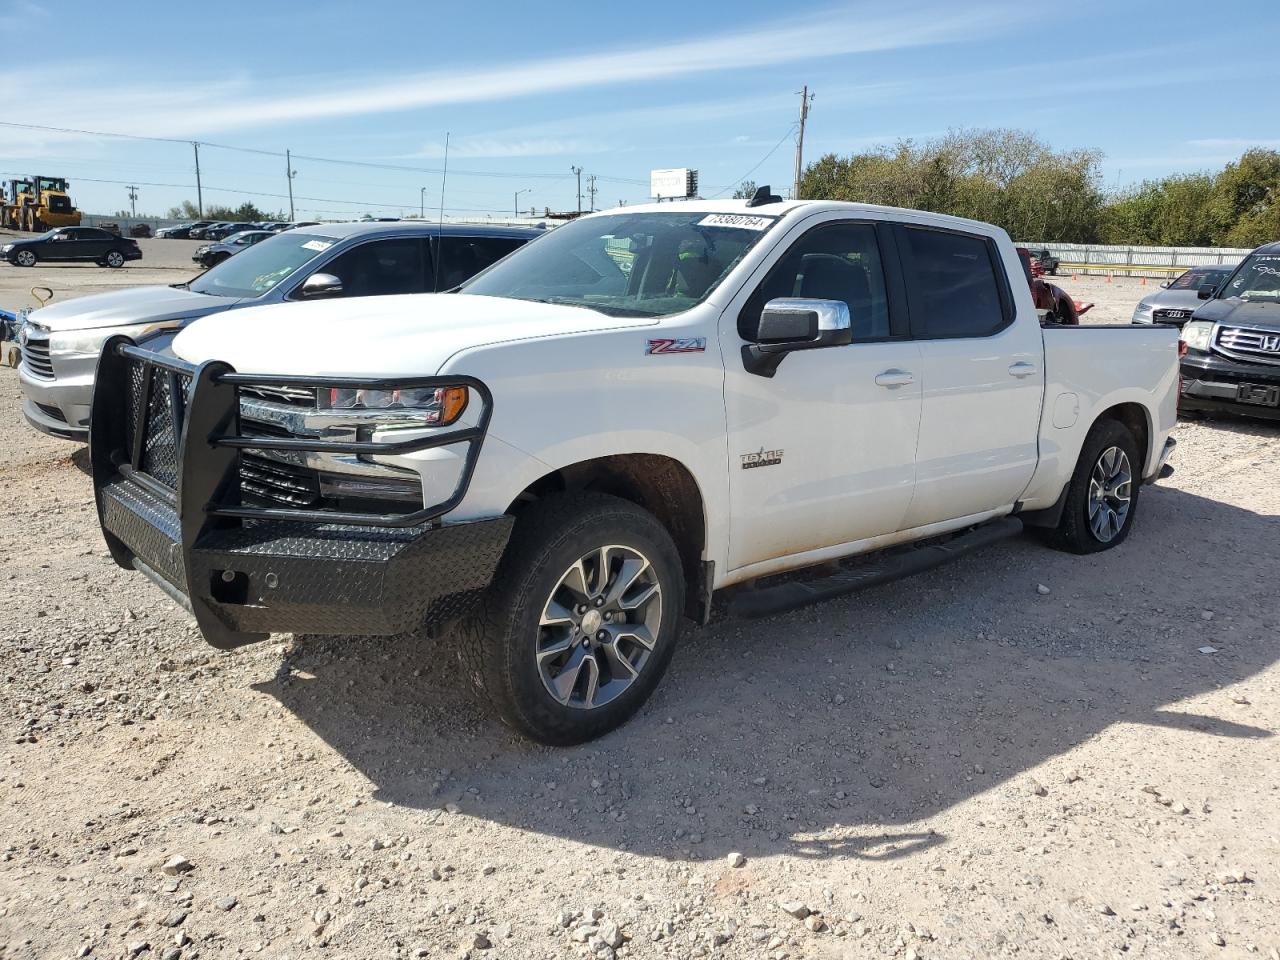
[1,0,1276,220]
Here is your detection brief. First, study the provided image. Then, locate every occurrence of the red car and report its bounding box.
[1017,247,1091,324]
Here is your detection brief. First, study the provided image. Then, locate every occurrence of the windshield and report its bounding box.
[460,210,778,317]
[189,232,338,298]
[1170,268,1225,291]
[1219,254,1280,302]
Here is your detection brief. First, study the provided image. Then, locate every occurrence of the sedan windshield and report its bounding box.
[1220,254,1280,301]
[189,232,338,298]
[460,211,778,317]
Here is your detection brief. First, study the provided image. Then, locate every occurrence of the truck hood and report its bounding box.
[1194,297,1280,329]
[29,285,245,332]
[172,293,658,376]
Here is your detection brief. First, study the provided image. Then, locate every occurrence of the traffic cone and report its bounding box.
[1141,277,1147,285]
[1107,273,1113,283]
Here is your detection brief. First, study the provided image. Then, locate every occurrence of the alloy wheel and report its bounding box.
[106,251,124,268]
[536,544,662,710]
[16,250,35,267]
[1088,445,1132,543]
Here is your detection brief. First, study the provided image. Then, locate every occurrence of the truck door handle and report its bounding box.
[874,369,915,388]
[1008,362,1038,379]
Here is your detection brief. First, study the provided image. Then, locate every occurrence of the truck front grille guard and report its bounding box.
[91,336,494,531]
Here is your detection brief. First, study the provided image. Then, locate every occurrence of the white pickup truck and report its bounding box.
[90,192,1179,744]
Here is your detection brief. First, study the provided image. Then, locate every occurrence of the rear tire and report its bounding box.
[457,492,685,745]
[104,250,125,268]
[1046,418,1142,554]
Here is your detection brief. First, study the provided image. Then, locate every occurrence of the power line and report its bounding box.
[0,119,648,185]
[712,125,798,198]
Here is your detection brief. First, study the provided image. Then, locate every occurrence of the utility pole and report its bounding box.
[126,185,138,218]
[192,141,203,218]
[570,165,583,215]
[285,149,296,221]
[420,186,427,219]
[792,85,814,201]
[515,187,530,220]
[586,175,597,212]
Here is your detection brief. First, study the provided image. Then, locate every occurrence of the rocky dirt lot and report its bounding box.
[1,270,1278,960]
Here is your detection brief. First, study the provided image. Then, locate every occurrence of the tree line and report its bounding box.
[165,200,286,222]
[796,129,1280,249]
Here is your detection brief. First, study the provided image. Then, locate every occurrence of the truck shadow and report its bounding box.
[254,485,1277,864]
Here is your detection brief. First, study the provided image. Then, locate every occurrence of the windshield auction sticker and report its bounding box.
[698,214,776,231]
[301,239,334,252]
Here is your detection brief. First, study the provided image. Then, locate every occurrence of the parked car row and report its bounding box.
[156,220,321,240]
[192,229,276,268]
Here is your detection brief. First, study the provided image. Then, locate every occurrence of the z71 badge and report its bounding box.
[646,337,706,355]
[740,448,784,469]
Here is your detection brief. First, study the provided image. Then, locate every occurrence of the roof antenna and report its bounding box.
[746,184,784,207]
[435,131,449,291]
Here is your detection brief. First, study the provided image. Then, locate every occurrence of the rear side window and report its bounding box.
[901,227,1009,339]
[436,236,526,290]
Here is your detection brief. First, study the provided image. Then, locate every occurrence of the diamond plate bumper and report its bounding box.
[90,337,511,649]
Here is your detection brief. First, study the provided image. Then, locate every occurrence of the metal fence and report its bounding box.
[1019,242,1253,278]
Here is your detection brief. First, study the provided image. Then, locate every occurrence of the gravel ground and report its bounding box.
[2,263,1279,960]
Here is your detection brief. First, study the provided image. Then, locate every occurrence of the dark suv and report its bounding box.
[1179,241,1280,421]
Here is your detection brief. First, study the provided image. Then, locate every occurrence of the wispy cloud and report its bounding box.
[18,2,1024,137]
[0,0,44,31]
[404,137,611,160]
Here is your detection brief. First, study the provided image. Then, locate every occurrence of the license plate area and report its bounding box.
[1235,383,1280,407]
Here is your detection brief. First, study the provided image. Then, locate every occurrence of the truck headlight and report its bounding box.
[1180,320,1213,352]
[322,386,469,425]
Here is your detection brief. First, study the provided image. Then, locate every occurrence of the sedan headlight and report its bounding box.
[54,321,183,359]
[1180,320,1214,352]
[1,244,12,253]
[322,385,469,425]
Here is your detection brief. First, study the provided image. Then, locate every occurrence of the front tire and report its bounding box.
[1046,418,1142,554]
[15,249,36,267]
[458,493,685,745]
[104,250,125,268]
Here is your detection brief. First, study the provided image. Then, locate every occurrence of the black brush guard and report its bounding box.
[90,337,513,649]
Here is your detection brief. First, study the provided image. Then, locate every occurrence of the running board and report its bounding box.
[727,517,1025,619]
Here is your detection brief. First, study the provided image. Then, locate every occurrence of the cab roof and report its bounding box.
[580,197,1008,235]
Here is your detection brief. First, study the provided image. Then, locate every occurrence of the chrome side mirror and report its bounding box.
[743,297,852,378]
[298,272,344,299]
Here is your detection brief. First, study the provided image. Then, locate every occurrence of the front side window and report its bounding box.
[461,211,775,318]
[1220,254,1280,301]
[740,222,891,341]
[189,232,339,298]
[902,227,1007,338]
[318,238,429,298]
